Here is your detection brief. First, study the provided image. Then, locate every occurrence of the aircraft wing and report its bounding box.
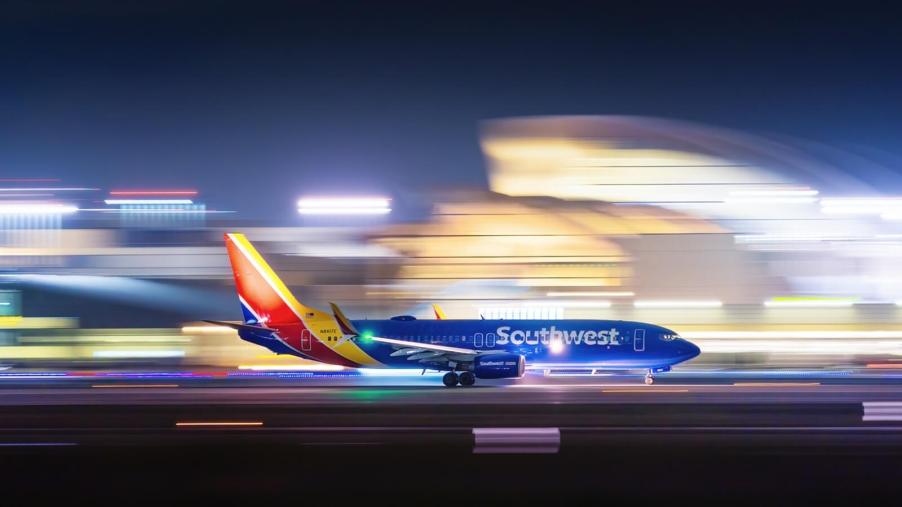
[369,336,483,367]
[371,336,477,355]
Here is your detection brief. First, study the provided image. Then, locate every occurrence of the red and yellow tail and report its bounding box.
[224,233,381,367]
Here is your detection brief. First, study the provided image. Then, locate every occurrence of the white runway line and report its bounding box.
[473,427,560,454]
[862,401,902,422]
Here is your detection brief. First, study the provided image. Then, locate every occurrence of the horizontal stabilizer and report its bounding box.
[202,320,276,334]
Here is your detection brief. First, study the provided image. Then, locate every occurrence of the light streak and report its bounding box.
[763,298,855,308]
[297,197,391,215]
[525,300,611,308]
[237,364,345,371]
[546,291,635,297]
[602,389,690,393]
[733,382,820,387]
[110,190,198,196]
[105,199,194,205]
[175,421,263,427]
[634,300,722,308]
[729,189,819,197]
[91,384,179,388]
[92,350,185,358]
[0,203,78,214]
[181,325,236,334]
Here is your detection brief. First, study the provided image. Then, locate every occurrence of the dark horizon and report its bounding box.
[2,1,901,218]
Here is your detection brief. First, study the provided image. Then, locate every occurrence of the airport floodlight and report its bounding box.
[0,203,78,215]
[297,196,391,215]
[634,300,723,308]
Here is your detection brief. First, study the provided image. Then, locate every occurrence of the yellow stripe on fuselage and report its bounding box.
[227,233,381,367]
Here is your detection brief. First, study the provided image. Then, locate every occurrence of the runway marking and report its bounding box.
[175,421,263,427]
[863,401,902,422]
[473,427,560,454]
[602,389,690,393]
[91,384,180,389]
[732,382,820,387]
[0,442,78,447]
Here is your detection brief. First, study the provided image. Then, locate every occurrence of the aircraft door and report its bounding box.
[486,332,496,348]
[474,333,484,348]
[301,329,312,351]
[633,329,645,352]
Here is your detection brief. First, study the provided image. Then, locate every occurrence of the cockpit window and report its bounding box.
[660,333,679,341]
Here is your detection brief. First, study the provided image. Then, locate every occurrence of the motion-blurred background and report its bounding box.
[4,115,902,371]
[3,2,902,373]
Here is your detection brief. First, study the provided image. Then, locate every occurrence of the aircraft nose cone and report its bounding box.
[683,340,701,360]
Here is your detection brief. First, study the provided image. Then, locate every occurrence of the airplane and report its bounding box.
[207,233,701,387]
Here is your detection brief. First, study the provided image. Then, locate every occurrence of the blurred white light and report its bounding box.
[0,204,77,215]
[546,291,635,297]
[105,199,194,205]
[634,300,722,308]
[763,299,855,308]
[549,340,564,354]
[92,350,185,358]
[729,189,819,197]
[237,364,344,371]
[297,197,391,215]
[726,197,818,204]
[359,368,442,376]
[681,330,902,339]
[525,300,611,308]
[181,325,236,334]
[298,208,391,215]
[820,198,902,216]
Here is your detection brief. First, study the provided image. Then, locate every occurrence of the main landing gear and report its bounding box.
[443,371,476,387]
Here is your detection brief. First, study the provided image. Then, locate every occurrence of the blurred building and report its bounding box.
[4,116,902,368]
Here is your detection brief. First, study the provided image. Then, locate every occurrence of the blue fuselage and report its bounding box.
[349,318,700,370]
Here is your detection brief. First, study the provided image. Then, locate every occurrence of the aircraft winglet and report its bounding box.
[329,302,359,336]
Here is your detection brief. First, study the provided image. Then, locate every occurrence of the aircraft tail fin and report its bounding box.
[223,233,307,326]
[432,303,447,320]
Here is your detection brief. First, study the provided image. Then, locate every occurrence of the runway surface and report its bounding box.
[2,369,902,502]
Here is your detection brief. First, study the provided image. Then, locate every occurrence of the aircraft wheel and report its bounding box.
[644,373,655,385]
[458,371,476,387]
[442,372,459,387]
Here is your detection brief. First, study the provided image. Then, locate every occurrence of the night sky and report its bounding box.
[2,1,901,218]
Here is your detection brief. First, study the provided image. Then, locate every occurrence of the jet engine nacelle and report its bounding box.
[473,354,526,379]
